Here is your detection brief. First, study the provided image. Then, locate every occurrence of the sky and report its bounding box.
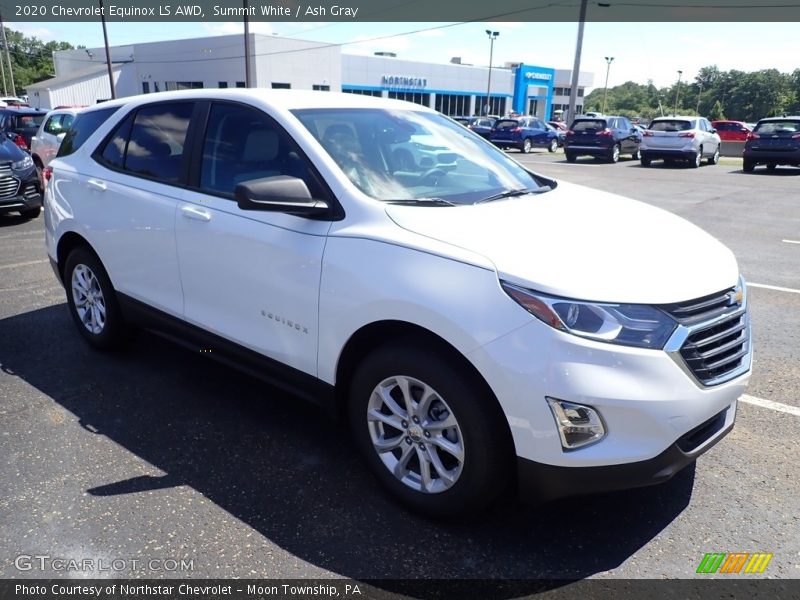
[11,20,800,91]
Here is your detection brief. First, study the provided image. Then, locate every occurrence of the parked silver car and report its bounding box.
[640,116,721,168]
[30,108,80,184]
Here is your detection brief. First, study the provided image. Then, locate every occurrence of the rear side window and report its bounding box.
[19,114,45,128]
[494,119,520,131]
[754,120,800,134]
[44,115,65,135]
[571,119,607,132]
[58,107,120,157]
[649,120,692,132]
[122,102,194,183]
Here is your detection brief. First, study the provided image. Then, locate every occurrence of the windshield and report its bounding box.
[292,108,549,204]
[649,119,693,132]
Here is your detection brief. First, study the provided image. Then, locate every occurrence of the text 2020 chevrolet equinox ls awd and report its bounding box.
[44,91,751,517]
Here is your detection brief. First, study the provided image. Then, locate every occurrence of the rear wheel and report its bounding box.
[640,156,652,167]
[766,163,777,172]
[348,343,511,518]
[690,147,702,168]
[631,147,641,160]
[707,145,720,165]
[64,247,127,350]
[547,138,558,153]
[743,160,755,173]
[565,152,577,163]
[522,138,532,153]
[608,144,620,163]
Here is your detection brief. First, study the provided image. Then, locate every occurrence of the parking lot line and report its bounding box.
[782,239,800,244]
[748,282,800,295]
[0,259,48,271]
[740,394,800,417]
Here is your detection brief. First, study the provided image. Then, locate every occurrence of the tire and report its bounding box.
[640,156,651,167]
[707,145,720,165]
[348,343,512,518]
[631,147,641,161]
[547,138,558,153]
[608,144,620,163]
[743,159,755,173]
[690,147,702,168]
[19,207,41,219]
[565,152,577,163]
[64,247,127,350]
[766,163,777,172]
[522,138,532,153]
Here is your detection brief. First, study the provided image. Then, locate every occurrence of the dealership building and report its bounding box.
[27,33,593,120]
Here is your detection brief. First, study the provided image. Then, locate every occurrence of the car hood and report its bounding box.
[0,139,25,161]
[384,181,739,304]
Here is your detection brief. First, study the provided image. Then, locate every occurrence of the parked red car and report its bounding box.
[711,120,752,142]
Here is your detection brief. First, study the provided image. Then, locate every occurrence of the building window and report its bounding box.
[387,91,430,107]
[312,84,330,91]
[271,82,291,89]
[478,96,506,116]
[342,88,382,97]
[434,93,470,116]
[218,82,228,89]
[153,82,160,93]
[142,82,150,94]
[235,82,246,88]
[577,88,584,97]
[165,81,203,91]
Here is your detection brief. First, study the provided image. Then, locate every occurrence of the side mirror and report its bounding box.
[710,128,717,134]
[235,175,329,217]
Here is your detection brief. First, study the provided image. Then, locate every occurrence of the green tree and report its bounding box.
[0,28,77,94]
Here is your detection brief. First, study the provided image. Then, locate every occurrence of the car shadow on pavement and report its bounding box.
[1,305,696,596]
[0,214,36,228]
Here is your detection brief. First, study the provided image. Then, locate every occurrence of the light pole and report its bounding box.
[97,0,115,99]
[674,70,683,116]
[484,30,499,116]
[696,78,704,115]
[567,0,588,122]
[243,0,252,87]
[602,56,614,115]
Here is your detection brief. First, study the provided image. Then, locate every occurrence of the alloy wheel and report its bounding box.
[71,264,107,335]
[366,375,465,494]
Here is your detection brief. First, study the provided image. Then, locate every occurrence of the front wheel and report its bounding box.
[548,138,558,153]
[64,247,127,350]
[348,343,511,518]
[631,147,641,161]
[690,148,702,168]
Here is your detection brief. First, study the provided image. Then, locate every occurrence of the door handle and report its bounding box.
[181,205,211,222]
[87,179,106,192]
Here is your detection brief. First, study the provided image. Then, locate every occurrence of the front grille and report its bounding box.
[0,174,19,198]
[662,286,750,386]
[0,163,12,177]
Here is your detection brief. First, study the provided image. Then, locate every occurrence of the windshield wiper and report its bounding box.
[387,198,457,206]
[476,187,550,204]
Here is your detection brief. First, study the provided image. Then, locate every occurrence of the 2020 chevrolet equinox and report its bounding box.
[45,90,751,517]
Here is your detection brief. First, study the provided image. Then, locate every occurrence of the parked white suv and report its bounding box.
[44,90,751,517]
[640,116,721,168]
[31,107,79,184]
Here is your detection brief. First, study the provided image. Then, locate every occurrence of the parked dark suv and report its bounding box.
[743,116,800,173]
[564,116,641,163]
[490,117,560,153]
[0,108,47,151]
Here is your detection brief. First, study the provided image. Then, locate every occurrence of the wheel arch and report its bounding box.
[55,231,96,283]
[334,318,517,482]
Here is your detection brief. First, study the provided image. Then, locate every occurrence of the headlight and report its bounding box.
[501,282,677,349]
[12,155,33,171]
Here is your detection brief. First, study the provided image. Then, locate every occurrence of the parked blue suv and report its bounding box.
[564,116,642,163]
[490,117,560,153]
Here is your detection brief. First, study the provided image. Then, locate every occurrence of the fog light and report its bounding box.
[546,397,606,450]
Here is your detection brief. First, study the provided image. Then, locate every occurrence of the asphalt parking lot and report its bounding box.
[1,154,798,584]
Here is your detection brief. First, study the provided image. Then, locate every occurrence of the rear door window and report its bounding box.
[58,107,120,157]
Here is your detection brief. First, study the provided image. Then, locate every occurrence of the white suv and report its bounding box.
[640,116,722,168]
[30,107,79,183]
[44,90,751,517]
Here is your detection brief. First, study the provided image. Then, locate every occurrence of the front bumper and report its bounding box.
[0,189,42,214]
[517,402,735,503]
